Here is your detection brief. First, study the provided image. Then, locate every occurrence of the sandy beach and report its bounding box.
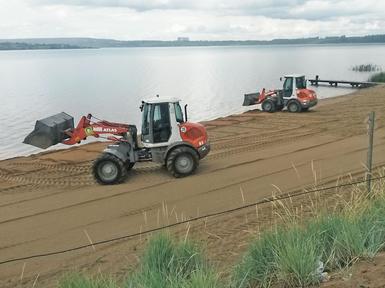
[0,85,385,287]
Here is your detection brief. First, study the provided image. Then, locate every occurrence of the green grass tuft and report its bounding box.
[124,233,219,288]
[273,227,320,287]
[58,273,119,288]
[231,232,276,288]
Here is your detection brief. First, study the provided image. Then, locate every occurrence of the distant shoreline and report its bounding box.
[1,34,385,51]
[0,42,88,51]
[3,42,385,52]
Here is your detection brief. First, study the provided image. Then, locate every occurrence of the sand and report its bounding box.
[0,85,385,287]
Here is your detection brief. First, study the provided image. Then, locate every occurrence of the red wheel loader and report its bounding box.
[243,75,318,112]
[24,98,210,185]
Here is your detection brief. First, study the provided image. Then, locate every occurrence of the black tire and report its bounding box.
[287,101,301,113]
[261,99,276,113]
[126,162,135,171]
[166,146,199,178]
[92,153,127,185]
[301,107,309,112]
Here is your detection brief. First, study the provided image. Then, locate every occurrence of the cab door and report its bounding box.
[283,77,294,98]
[152,103,171,143]
[141,103,171,144]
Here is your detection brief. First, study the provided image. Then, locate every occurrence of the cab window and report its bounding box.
[174,103,184,123]
[296,77,307,89]
[284,77,293,91]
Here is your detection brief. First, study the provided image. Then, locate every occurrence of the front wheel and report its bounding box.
[261,99,276,113]
[92,153,127,185]
[166,146,199,178]
[287,101,301,113]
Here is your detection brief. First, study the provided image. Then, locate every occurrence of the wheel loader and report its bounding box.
[24,98,210,185]
[243,75,318,112]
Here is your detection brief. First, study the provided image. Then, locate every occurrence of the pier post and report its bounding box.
[315,75,319,86]
[366,111,375,195]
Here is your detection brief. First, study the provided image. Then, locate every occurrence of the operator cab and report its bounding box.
[140,98,185,145]
[282,74,307,98]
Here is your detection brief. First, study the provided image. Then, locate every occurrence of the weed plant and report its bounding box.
[232,175,385,287]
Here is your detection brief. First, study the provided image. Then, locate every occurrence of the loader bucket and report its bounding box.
[23,112,74,149]
[243,92,260,106]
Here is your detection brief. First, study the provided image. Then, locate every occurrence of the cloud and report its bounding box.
[31,0,385,21]
[1,0,385,40]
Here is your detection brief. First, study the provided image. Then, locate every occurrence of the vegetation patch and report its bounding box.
[232,179,385,288]
[369,72,385,83]
[58,233,220,288]
[59,273,119,288]
[58,177,385,288]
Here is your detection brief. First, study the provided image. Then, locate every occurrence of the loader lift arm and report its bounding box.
[62,114,131,145]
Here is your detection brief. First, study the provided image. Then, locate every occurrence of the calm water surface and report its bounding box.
[1,44,385,160]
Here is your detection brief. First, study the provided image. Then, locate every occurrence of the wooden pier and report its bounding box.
[308,75,376,88]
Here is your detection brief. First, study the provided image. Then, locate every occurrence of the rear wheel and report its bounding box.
[261,99,276,113]
[92,153,127,185]
[166,146,199,178]
[287,101,301,113]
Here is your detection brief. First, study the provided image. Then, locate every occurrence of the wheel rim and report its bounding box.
[263,102,272,111]
[98,161,118,181]
[175,154,194,174]
[289,103,298,112]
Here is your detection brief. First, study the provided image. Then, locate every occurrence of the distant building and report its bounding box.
[177,37,190,42]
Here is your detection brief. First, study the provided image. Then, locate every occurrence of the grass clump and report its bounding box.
[369,72,385,82]
[125,233,220,288]
[59,273,119,288]
[231,232,276,287]
[232,227,320,288]
[273,227,320,287]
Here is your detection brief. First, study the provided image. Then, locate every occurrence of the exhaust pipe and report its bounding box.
[23,112,74,149]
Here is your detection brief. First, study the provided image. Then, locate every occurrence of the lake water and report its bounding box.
[1,44,385,160]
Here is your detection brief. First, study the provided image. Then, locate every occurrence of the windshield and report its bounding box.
[295,77,307,89]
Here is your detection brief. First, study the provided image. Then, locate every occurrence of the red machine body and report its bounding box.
[179,122,208,149]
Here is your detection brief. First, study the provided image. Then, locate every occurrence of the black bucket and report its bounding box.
[243,92,260,106]
[23,112,74,149]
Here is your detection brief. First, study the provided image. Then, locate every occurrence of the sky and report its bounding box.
[0,0,385,40]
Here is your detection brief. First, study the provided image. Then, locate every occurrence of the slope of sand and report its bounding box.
[0,86,385,287]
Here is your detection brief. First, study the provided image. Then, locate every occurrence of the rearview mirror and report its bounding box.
[184,104,188,122]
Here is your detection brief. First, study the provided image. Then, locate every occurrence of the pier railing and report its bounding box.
[308,75,376,88]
